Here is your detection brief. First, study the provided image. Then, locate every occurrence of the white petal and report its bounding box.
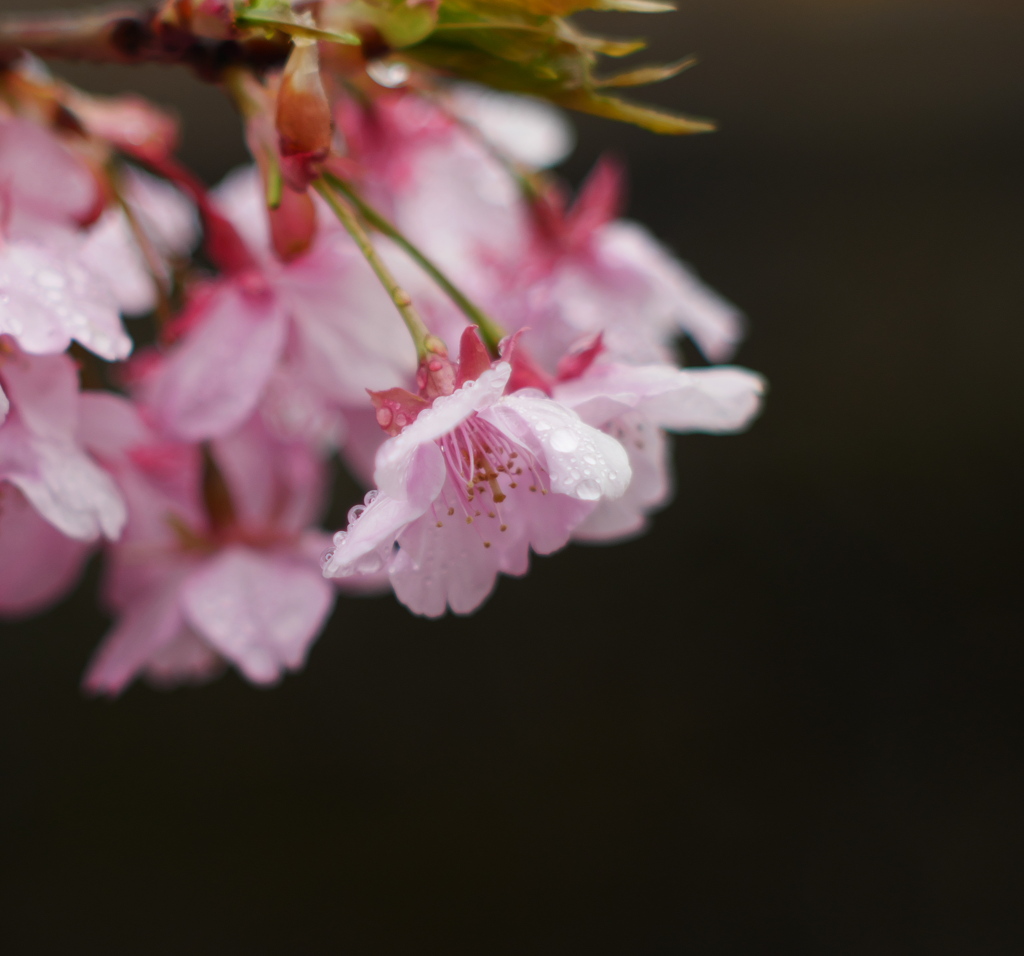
[573,420,670,542]
[488,394,632,502]
[0,242,132,360]
[447,84,574,169]
[323,490,424,577]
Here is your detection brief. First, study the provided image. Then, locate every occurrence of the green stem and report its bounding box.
[323,172,508,355]
[313,178,437,360]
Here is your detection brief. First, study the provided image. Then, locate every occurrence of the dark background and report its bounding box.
[2,1,1023,952]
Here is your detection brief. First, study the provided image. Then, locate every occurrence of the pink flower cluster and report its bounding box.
[0,66,764,694]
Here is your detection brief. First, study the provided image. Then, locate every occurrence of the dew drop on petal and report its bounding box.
[550,428,581,452]
[356,551,384,574]
[347,504,367,524]
[575,478,602,501]
[364,489,380,506]
[332,530,348,546]
[319,548,335,570]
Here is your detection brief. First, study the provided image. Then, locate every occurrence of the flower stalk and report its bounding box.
[312,177,441,362]
[323,172,507,355]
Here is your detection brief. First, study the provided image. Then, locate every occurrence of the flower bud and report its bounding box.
[275,38,333,189]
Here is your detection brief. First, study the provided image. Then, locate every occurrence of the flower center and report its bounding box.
[433,413,549,547]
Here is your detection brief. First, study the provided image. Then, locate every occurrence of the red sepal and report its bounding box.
[369,387,430,436]
[556,333,604,383]
[455,326,491,387]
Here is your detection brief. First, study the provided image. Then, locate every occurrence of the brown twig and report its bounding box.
[0,5,289,80]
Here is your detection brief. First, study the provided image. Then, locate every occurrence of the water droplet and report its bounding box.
[356,551,384,574]
[364,489,380,506]
[583,454,597,465]
[347,504,366,524]
[367,59,410,89]
[575,478,602,501]
[376,406,393,429]
[319,548,335,570]
[549,428,580,453]
[332,530,348,546]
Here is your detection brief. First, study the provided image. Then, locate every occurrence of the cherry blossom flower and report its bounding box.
[83,402,355,694]
[147,167,416,443]
[322,329,631,616]
[490,160,745,370]
[553,358,766,540]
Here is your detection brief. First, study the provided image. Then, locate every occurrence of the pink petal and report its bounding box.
[486,394,631,502]
[389,505,503,617]
[573,423,669,542]
[322,490,424,577]
[180,547,334,685]
[150,283,288,441]
[0,427,127,540]
[142,628,224,689]
[0,242,132,360]
[83,580,187,696]
[0,118,98,232]
[211,412,326,534]
[0,350,77,440]
[0,484,91,617]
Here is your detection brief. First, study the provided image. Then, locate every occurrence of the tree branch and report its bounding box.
[0,5,289,79]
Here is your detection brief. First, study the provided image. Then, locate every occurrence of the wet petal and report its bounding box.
[150,284,288,441]
[181,547,334,685]
[0,484,91,617]
[488,394,631,501]
[83,581,187,696]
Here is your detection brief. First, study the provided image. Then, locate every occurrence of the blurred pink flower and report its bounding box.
[83,402,350,694]
[147,168,415,443]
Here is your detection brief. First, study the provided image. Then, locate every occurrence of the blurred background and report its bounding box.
[2,0,1023,952]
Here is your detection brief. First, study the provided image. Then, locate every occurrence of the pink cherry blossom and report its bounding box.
[486,161,745,370]
[322,330,631,617]
[146,167,416,443]
[553,360,766,540]
[82,401,356,694]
